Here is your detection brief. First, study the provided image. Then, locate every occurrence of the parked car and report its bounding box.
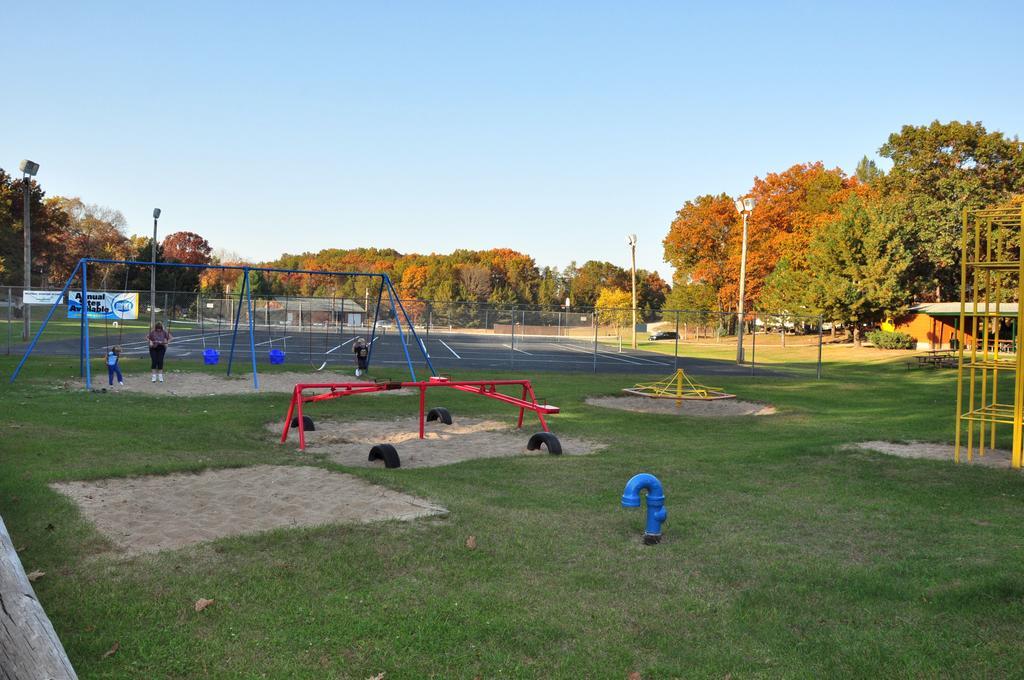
[649,330,679,341]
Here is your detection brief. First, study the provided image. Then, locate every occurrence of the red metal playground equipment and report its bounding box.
[280,376,562,467]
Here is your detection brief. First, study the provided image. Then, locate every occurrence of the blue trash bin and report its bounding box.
[203,348,220,365]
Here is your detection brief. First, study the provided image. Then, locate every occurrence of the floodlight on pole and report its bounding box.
[735,196,756,363]
[151,208,161,327]
[20,159,39,341]
[628,234,638,349]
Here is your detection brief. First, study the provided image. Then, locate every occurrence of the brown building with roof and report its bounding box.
[885,302,1018,350]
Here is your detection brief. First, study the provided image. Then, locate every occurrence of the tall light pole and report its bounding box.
[19,160,39,341]
[564,296,570,337]
[628,234,638,349]
[151,208,161,327]
[734,196,756,363]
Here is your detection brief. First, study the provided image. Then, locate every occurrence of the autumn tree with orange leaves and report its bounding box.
[729,163,853,308]
[663,163,854,314]
[662,193,737,311]
[162,231,213,265]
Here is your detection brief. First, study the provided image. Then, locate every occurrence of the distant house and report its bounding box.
[270,297,367,327]
[885,302,1018,350]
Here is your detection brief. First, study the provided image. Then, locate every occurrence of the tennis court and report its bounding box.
[15,322,758,376]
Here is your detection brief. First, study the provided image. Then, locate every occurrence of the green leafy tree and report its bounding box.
[663,281,716,311]
[246,270,271,297]
[0,169,70,286]
[855,156,884,185]
[757,259,819,316]
[662,280,719,328]
[878,120,1024,300]
[487,285,518,309]
[566,261,629,308]
[806,196,912,344]
[536,266,562,307]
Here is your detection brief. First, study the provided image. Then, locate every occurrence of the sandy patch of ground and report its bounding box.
[51,465,446,555]
[280,416,602,468]
[70,371,409,397]
[585,395,776,417]
[847,441,1014,468]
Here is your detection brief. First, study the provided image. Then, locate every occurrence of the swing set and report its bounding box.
[10,258,435,390]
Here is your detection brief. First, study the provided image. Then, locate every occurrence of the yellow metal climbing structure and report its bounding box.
[954,204,1024,468]
[623,369,735,405]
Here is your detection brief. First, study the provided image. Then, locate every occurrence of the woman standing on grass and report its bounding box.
[147,322,172,383]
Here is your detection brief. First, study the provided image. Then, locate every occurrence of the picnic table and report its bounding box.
[908,350,958,369]
[907,344,1016,370]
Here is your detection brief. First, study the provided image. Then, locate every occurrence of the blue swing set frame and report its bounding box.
[10,258,435,390]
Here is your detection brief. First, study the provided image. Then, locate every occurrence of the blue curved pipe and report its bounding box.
[621,473,667,543]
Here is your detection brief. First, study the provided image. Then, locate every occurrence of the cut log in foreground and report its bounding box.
[0,514,77,679]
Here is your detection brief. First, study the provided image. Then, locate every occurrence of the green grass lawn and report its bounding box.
[2,354,1022,678]
[591,328,910,370]
[625,337,925,380]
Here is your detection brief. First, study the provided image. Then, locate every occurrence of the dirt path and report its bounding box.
[847,441,1014,468]
[585,395,776,417]
[52,465,447,556]
[70,371,411,397]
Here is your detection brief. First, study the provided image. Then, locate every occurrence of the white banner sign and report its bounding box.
[68,292,139,320]
[22,291,64,305]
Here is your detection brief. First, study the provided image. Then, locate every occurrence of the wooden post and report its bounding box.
[0,514,77,678]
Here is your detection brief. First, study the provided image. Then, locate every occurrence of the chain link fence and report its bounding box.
[3,285,826,377]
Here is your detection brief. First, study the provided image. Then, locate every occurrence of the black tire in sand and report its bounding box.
[369,444,402,468]
[527,432,562,455]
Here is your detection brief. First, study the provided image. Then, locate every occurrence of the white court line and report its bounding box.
[552,341,670,366]
[612,351,672,366]
[176,333,242,347]
[438,340,461,359]
[114,331,234,349]
[501,343,534,355]
[254,335,292,347]
[325,337,355,355]
[548,342,645,365]
[327,335,378,355]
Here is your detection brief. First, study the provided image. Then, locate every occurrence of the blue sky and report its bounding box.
[6,1,1023,281]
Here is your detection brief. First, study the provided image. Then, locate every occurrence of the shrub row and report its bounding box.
[867,330,916,349]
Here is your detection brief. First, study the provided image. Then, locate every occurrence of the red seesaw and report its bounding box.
[280,376,560,451]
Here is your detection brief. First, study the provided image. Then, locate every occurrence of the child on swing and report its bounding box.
[106,345,124,387]
[353,337,369,377]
